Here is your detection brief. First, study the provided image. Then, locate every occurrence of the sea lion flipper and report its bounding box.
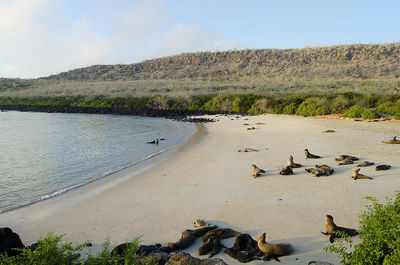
[321,232,328,235]
[329,235,335,243]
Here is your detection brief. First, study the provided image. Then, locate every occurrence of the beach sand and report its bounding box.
[1,114,400,264]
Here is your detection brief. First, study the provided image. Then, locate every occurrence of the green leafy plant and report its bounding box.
[325,192,400,264]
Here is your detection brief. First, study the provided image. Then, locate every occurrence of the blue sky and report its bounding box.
[1,0,399,78]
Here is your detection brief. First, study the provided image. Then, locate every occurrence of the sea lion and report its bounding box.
[257,233,293,260]
[352,168,372,180]
[315,165,334,175]
[305,168,327,177]
[255,122,266,125]
[376,164,391,171]
[225,233,264,263]
[356,161,374,167]
[243,123,250,126]
[202,228,239,243]
[247,127,256,130]
[287,155,302,168]
[323,130,335,133]
[338,160,354,165]
[238,148,258,152]
[146,138,165,144]
[280,166,294,175]
[321,215,358,243]
[167,225,217,250]
[335,155,359,161]
[193,219,210,228]
[305,149,321,159]
[382,136,400,144]
[252,164,266,178]
[198,235,226,257]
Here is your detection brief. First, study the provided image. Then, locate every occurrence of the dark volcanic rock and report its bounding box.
[0,227,25,256]
[165,251,227,265]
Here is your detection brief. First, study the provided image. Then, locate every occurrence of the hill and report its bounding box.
[44,43,400,81]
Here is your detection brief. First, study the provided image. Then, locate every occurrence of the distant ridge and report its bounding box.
[44,42,400,81]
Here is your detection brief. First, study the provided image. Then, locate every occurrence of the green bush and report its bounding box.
[0,233,158,265]
[295,97,329,116]
[376,101,400,116]
[325,192,400,264]
[330,95,351,113]
[282,103,297,115]
[343,105,380,119]
[231,94,260,113]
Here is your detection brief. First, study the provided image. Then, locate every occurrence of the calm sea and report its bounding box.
[0,111,197,212]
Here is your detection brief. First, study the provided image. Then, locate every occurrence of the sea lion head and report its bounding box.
[326,215,333,222]
[252,164,257,169]
[304,149,309,152]
[258,232,266,242]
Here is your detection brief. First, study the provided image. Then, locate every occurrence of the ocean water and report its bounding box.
[0,111,197,212]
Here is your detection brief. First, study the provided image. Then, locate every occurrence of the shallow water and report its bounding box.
[0,111,196,212]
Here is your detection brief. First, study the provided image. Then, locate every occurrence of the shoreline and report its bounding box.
[1,114,400,264]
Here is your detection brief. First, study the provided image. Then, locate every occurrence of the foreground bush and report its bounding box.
[0,233,158,265]
[343,105,380,119]
[325,192,400,264]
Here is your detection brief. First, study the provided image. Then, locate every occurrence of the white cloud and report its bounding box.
[148,24,242,59]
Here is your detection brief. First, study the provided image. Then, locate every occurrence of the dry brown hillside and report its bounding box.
[44,43,400,81]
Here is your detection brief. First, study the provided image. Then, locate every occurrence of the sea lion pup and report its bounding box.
[237,148,259,152]
[304,149,321,159]
[352,169,372,180]
[257,233,293,260]
[382,136,400,144]
[287,155,302,168]
[198,235,227,257]
[322,215,358,243]
[338,160,354,165]
[280,165,294,175]
[315,165,334,175]
[167,225,217,250]
[247,127,256,130]
[376,164,391,171]
[323,129,335,133]
[305,168,327,177]
[225,233,264,263]
[252,164,266,178]
[335,155,359,161]
[202,228,239,243]
[356,161,374,167]
[193,219,210,228]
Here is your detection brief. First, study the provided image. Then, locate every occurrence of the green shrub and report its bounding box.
[231,94,260,113]
[376,101,400,116]
[330,95,351,113]
[325,192,400,265]
[295,97,329,116]
[0,234,158,265]
[282,103,297,115]
[343,105,380,119]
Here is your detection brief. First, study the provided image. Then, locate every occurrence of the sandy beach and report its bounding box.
[1,114,400,264]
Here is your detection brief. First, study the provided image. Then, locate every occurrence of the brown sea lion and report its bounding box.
[321,215,358,243]
[225,233,264,263]
[198,235,226,257]
[243,123,250,126]
[252,164,266,178]
[315,165,334,175]
[335,155,359,161]
[202,228,239,243]
[287,155,302,168]
[193,219,210,228]
[356,161,374,167]
[305,168,327,177]
[323,129,335,133]
[255,122,266,125]
[338,160,354,165]
[238,148,259,152]
[382,136,400,144]
[257,233,293,259]
[167,225,218,250]
[280,166,294,175]
[247,127,256,130]
[305,149,321,159]
[352,169,372,180]
[376,164,391,171]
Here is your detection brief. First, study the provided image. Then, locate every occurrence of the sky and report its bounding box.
[1,0,399,78]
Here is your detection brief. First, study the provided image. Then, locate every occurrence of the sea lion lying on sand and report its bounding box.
[352,169,372,180]
[322,215,358,243]
[252,164,266,178]
[247,127,256,130]
[376,164,391,171]
[202,228,239,243]
[255,122,266,125]
[225,233,264,263]
[198,235,227,257]
[305,149,321,159]
[335,155,359,161]
[257,233,293,261]
[238,148,258,152]
[382,136,400,144]
[280,166,294,175]
[315,165,334,175]
[338,160,354,165]
[193,219,210,228]
[356,161,374,167]
[323,130,335,133]
[167,225,217,250]
[287,155,302,168]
